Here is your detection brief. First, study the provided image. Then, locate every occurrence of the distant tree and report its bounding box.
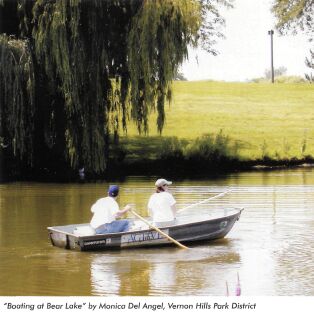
[264,66,287,79]
[305,50,314,83]
[272,0,314,35]
[272,1,313,85]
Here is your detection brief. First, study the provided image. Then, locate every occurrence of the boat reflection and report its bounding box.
[89,243,241,296]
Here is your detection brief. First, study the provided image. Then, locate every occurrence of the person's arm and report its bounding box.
[115,204,132,218]
[91,199,100,213]
[167,193,176,218]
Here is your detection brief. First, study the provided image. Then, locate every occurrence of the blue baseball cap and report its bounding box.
[108,185,119,197]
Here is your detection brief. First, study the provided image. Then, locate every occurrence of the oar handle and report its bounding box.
[130,210,189,250]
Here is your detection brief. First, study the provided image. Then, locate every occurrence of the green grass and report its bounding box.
[120,81,314,161]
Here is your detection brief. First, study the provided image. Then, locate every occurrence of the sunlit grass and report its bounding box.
[122,81,314,160]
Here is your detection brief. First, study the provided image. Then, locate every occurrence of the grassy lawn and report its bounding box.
[121,81,314,161]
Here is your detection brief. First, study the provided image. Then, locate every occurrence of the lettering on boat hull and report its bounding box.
[121,230,169,247]
[82,238,111,247]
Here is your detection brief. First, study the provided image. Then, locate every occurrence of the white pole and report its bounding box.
[177,189,231,214]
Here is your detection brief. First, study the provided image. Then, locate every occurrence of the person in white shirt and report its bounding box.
[148,178,176,227]
[90,185,131,234]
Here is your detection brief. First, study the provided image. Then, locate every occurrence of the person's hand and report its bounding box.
[124,204,133,211]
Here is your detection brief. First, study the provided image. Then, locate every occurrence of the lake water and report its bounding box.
[1,167,314,296]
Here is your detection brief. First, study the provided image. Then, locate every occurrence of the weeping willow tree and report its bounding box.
[128,0,201,133]
[30,0,134,173]
[0,35,35,166]
[0,0,230,178]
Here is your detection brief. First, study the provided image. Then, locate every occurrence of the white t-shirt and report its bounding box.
[148,192,176,222]
[90,196,119,229]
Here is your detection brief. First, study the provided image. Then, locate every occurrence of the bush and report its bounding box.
[251,75,306,83]
[185,130,237,163]
[275,75,306,83]
[157,137,187,161]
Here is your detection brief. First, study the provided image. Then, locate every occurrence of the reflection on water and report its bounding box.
[89,246,240,296]
[91,255,122,296]
[1,167,314,295]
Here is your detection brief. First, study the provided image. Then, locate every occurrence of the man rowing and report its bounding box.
[90,185,131,234]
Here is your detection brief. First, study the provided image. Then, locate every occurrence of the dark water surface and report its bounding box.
[1,168,314,296]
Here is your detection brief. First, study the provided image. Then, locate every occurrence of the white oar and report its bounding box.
[177,189,231,214]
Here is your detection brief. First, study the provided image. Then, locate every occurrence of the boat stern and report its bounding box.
[47,227,81,250]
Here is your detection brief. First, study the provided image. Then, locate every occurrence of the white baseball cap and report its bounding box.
[155,178,172,187]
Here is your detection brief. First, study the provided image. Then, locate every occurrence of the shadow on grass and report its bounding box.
[108,133,242,177]
[107,133,314,178]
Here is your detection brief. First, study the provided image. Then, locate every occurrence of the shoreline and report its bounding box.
[1,158,314,183]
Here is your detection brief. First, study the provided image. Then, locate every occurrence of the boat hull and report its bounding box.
[48,208,243,251]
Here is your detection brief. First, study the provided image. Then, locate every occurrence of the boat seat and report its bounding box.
[73,225,96,236]
[129,220,149,231]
